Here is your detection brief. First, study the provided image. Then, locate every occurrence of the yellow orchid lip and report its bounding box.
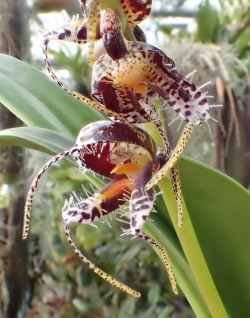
[111,162,141,175]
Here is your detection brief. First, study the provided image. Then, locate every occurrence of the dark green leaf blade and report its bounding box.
[179,157,250,318]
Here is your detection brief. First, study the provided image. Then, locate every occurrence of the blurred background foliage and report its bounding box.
[0,0,249,317]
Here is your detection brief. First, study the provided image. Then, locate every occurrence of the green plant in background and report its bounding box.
[195,0,219,42]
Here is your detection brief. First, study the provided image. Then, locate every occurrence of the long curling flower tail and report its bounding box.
[64,222,141,298]
[146,121,195,190]
[157,243,178,294]
[170,164,183,228]
[87,0,100,65]
[23,148,79,240]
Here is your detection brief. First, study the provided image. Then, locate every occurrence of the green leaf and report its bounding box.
[118,297,136,318]
[147,283,161,305]
[0,127,74,154]
[179,158,250,318]
[0,54,104,136]
[119,244,141,263]
[196,0,220,42]
[158,307,174,318]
